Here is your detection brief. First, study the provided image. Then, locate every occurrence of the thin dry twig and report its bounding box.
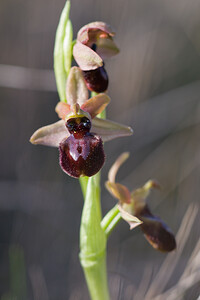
[134,264,153,300]
[154,270,200,300]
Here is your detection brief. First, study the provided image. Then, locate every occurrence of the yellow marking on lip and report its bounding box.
[67,114,86,120]
[65,109,91,122]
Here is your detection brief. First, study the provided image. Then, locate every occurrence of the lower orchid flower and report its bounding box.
[105,153,176,252]
[30,67,133,178]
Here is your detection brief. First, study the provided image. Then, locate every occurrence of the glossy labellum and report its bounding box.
[135,206,176,252]
[82,64,108,93]
[59,116,105,178]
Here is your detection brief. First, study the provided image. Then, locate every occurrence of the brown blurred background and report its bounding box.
[0,0,200,299]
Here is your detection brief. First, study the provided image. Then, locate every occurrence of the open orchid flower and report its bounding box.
[73,22,119,93]
[30,67,133,178]
[105,153,176,252]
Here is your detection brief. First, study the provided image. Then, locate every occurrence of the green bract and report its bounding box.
[54,1,73,102]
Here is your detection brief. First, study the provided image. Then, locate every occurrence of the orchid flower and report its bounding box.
[30,67,133,178]
[73,22,119,93]
[105,153,176,252]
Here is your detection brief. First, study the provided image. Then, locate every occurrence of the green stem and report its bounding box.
[104,212,122,237]
[101,205,122,237]
[79,175,110,300]
[79,93,109,300]
[81,253,109,300]
[79,176,89,198]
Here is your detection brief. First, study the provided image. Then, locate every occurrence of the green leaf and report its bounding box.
[54,0,71,102]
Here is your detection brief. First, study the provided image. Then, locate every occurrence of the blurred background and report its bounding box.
[0,0,200,299]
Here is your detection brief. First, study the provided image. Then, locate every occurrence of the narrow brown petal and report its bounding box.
[131,180,160,210]
[55,102,71,120]
[30,120,68,147]
[81,93,110,118]
[108,152,130,183]
[105,181,131,204]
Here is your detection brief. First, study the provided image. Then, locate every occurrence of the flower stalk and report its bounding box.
[101,205,122,237]
[79,175,110,300]
[79,91,110,299]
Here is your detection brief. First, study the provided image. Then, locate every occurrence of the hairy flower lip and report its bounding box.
[59,132,105,178]
[82,66,109,93]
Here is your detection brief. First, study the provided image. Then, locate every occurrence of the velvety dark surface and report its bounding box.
[0,0,200,299]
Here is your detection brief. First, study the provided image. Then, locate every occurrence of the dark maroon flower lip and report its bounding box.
[135,205,176,252]
[82,65,108,93]
[59,134,105,178]
[59,114,105,178]
[66,116,91,137]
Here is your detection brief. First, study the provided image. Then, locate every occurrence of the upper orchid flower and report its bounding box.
[30,67,133,178]
[73,22,119,93]
[105,153,176,252]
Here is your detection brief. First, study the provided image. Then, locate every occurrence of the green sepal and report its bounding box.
[54,0,71,102]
